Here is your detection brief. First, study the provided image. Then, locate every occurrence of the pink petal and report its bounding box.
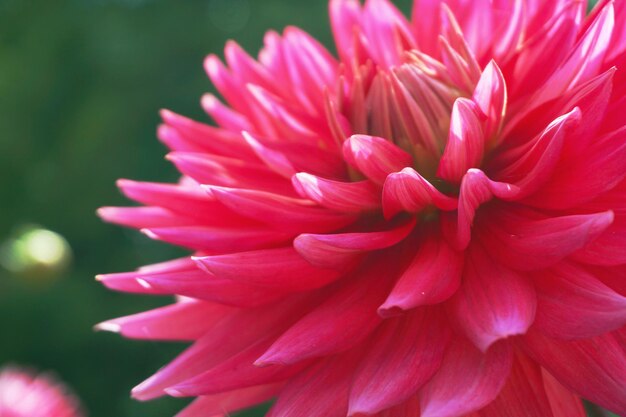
[531,262,626,339]
[478,353,556,417]
[256,259,396,365]
[206,186,356,233]
[293,217,416,269]
[437,98,485,183]
[167,339,310,397]
[159,109,256,159]
[571,214,626,266]
[131,297,311,400]
[292,173,380,213]
[532,3,615,108]
[142,225,292,252]
[166,152,290,193]
[343,134,413,185]
[419,339,513,417]
[449,244,536,352]
[193,247,342,292]
[131,269,286,307]
[521,329,626,415]
[379,227,462,316]
[472,60,507,142]
[382,167,457,219]
[175,384,283,417]
[98,206,193,229]
[95,300,231,341]
[268,352,361,417]
[541,369,587,417]
[348,308,450,415]
[478,206,614,271]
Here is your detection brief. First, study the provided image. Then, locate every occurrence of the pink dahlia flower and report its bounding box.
[0,367,83,417]
[98,0,626,415]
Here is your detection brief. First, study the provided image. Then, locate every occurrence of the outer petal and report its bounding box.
[175,384,283,417]
[193,247,342,291]
[449,244,536,352]
[478,353,556,417]
[478,206,614,271]
[521,329,626,415]
[531,263,626,339]
[541,370,587,417]
[256,258,397,365]
[348,308,450,415]
[95,301,232,341]
[419,339,513,417]
[379,226,462,316]
[268,352,361,417]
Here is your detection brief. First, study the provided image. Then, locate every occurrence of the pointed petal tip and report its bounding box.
[93,321,121,333]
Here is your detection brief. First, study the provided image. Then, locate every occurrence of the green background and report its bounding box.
[0,1,611,417]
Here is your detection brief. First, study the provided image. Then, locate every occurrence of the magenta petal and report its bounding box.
[342,134,413,185]
[294,217,416,269]
[193,247,342,291]
[292,173,381,213]
[95,301,231,342]
[207,186,356,233]
[472,60,507,142]
[437,98,485,183]
[382,167,457,219]
[380,227,462,316]
[175,384,283,417]
[450,245,536,352]
[541,369,587,417]
[131,298,310,400]
[479,206,614,271]
[420,339,513,417]
[521,329,626,415]
[531,262,626,339]
[268,352,361,417]
[256,260,396,365]
[477,353,556,417]
[348,308,450,415]
[167,340,310,397]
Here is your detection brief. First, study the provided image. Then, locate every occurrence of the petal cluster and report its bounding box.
[99,1,626,416]
[0,367,83,417]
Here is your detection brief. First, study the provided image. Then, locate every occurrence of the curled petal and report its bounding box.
[437,98,485,183]
[472,60,507,143]
[294,217,416,269]
[292,173,381,213]
[343,134,413,185]
[382,167,457,219]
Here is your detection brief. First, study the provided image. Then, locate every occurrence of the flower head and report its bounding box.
[0,367,83,417]
[99,0,626,416]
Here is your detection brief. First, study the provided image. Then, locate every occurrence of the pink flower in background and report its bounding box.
[98,0,626,416]
[0,367,83,417]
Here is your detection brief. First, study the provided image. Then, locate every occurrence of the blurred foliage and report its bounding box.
[0,0,606,416]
